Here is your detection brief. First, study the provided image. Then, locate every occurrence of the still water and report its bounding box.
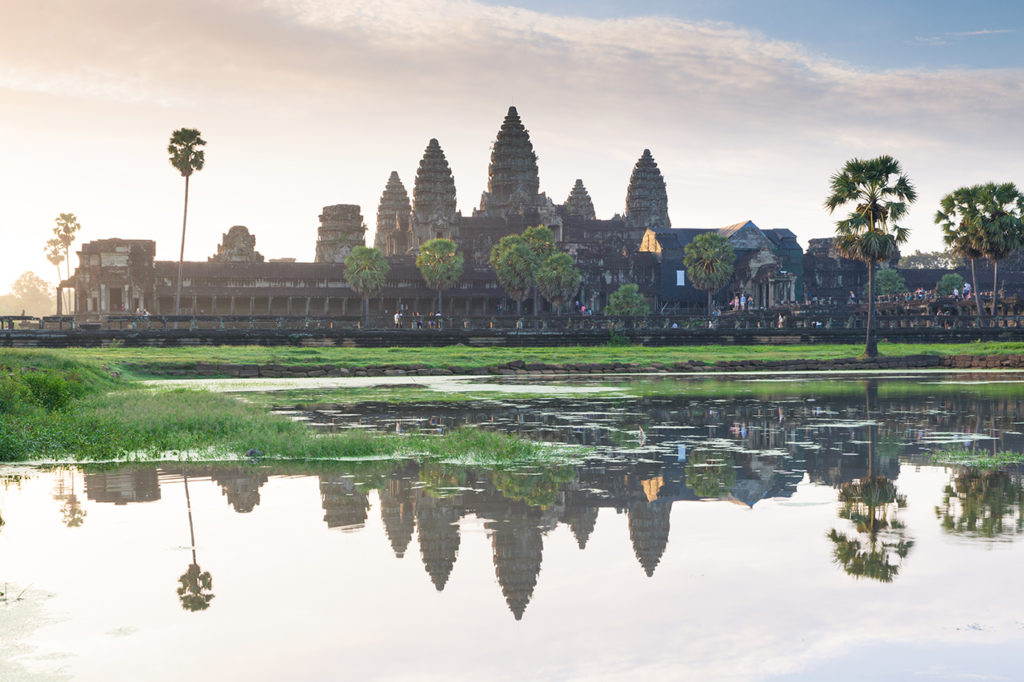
[2,373,1024,681]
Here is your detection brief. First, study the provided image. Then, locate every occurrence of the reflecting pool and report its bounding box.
[3,373,1024,680]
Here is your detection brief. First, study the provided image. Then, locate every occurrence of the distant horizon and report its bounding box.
[2,0,1021,292]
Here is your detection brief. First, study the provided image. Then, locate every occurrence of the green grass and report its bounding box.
[41,342,1024,379]
[0,351,579,463]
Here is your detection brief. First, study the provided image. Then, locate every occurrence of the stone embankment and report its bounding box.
[137,353,1024,379]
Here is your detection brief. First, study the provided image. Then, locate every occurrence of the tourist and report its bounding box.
[393,311,402,328]
[964,282,972,298]
[848,290,856,304]
[953,287,960,300]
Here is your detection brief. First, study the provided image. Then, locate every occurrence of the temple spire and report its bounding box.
[479,106,540,219]
[411,139,458,248]
[374,171,412,256]
[625,149,670,230]
[564,179,596,221]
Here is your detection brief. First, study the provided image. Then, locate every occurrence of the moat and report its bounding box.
[3,373,1024,680]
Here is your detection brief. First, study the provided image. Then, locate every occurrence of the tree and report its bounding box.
[936,273,965,297]
[522,225,555,313]
[535,252,581,313]
[490,235,538,315]
[825,155,916,358]
[344,246,389,326]
[936,186,986,318]
[7,272,55,316]
[416,238,463,317]
[178,466,215,611]
[868,268,907,297]
[45,237,67,313]
[827,476,913,583]
[51,214,80,313]
[168,128,207,317]
[970,183,1024,316]
[898,249,962,269]
[604,283,649,317]
[683,232,735,314]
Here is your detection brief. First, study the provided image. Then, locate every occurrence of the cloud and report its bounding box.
[913,27,1014,46]
[0,0,1022,291]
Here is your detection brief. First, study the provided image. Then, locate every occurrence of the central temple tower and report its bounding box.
[478,106,541,219]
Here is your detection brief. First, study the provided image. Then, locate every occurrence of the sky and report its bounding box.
[1,0,1023,293]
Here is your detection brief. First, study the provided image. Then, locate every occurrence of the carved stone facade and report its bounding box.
[478,106,541,219]
[411,139,458,248]
[625,149,670,231]
[209,225,264,264]
[374,171,412,257]
[315,205,366,264]
[564,179,596,221]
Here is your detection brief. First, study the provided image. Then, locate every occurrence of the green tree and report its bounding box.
[867,268,907,296]
[604,283,649,317]
[168,128,207,317]
[971,183,1024,315]
[683,232,735,314]
[490,235,538,315]
[898,249,962,269]
[344,246,389,326]
[936,186,986,318]
[685,449,737,499]
[522,225,556,313]
[936,273,965,297]
[178,467,215,611]
[825,155,916,358]
[416,238,463,317]
[535,252,581,313]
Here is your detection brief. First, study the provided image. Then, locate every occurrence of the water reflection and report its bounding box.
[828,476,913,583]
[12,375,1024,624]
[936,468,1024,539]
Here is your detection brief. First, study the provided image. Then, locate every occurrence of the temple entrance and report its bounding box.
[109,287,123,312]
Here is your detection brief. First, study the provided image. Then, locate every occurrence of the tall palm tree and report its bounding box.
[343,246,390,326]
[168,128,207,318]
[936,186,986,318]
[825,156,916,358]
[45,237,67,314]
[973,183,1024,316]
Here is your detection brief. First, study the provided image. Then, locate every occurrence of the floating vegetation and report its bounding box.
[931,449,1024,469]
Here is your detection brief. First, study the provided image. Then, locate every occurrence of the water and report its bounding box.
[3,373,1024,681]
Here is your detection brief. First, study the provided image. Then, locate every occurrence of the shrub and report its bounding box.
[21,371,74,411]
[0,376,26,414]
[937,273,965,296]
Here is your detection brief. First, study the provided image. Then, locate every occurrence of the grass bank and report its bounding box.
[0,350,573,463]
[52,342,1024,379]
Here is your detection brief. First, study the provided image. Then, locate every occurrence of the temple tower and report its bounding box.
[374,171,412,256]
[209,226,264,263]
[564,179,596,221]
[380,474,416,559]
[416,494,461,591]
[489,519,544,621]
[625,149,670,231]
[628,499,671,577]
[479,106,541,219]
[314,205,367,263]
[411,139,458,248]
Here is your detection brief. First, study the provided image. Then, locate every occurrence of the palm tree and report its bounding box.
[45,237,67,314]
[344,246,389,326]
[972,183,1024,316]
[415,238,463,317]
[168,128,207,317]
[683,232,735,314]
[825,155,917,358]
[177,466,215,611]
[490,234,538,315]
[936,186,986,318]
[535,252,581,314]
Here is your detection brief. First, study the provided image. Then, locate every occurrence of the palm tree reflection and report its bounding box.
[936,468,1024,539]
[828,475,913,583]
[177,467,214,611]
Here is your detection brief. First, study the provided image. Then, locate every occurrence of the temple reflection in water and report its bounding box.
[66,377,1024,619]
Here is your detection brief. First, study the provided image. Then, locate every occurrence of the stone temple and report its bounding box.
[65,106,820,318]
